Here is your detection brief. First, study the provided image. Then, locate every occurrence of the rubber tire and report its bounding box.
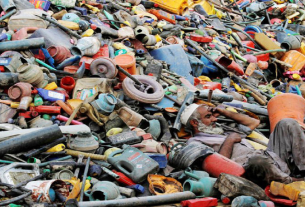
[122,75,164,104]
[90,58,117,79]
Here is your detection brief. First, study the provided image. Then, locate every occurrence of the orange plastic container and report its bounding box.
[114,54,137,82]
[280,50,305,71]
[202,153,245,178]
[148,9,176,24]
[267,93,305,132]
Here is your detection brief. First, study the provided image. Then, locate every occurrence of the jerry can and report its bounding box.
[280,50,305,71]
[107,145,159,183]
[149,0,188,15]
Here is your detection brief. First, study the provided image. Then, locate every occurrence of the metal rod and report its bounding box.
[116,65,142,85]
[80,157,90,202]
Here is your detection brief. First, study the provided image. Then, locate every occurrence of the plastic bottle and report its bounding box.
[148,9,176,24]
[37,88,65,102]
[34,94,43,106]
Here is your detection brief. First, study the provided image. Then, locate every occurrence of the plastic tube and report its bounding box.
[0,38,45,52]
[57,115,83,125]
[56,100,73,115]
[38,155,72,167]
[35,58,56,71]
[231,50,247,62]
[65,149,106,160]
[253,49,286,56]
[77,191,196,207]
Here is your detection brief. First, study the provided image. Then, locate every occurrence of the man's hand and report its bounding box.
[207,105,226,117]
[227,132,242,143]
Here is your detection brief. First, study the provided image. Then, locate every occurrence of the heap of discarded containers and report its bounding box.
[0,0,305,206]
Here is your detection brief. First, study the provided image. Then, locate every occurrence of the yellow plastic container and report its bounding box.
[270,181,305,201]
[247,131,269,150]
[11,102,34,108]
[82,29,94,37]
[149,0,189,15]
[47,144,66,152]
[44,82,58,90]
[106,128,123,137]
[58,20,80,30]
[132,6,157,20]
[112,42,135,56]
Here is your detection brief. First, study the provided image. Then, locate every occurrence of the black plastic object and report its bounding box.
[0,73,19,87]
[0,125,63,157]
[107,131,143,147]
[168,143,214,169]
[194,4,209,17]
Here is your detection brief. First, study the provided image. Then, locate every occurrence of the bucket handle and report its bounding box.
[41,67,55,79]
[107,149,124,159]
[84,190,92,197]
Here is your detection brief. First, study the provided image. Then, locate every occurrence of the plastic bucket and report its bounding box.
[267,93,305,132]
[114,54,137,81]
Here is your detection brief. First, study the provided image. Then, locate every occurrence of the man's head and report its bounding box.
[181,104,224,134]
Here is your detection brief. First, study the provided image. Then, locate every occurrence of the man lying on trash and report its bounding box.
[181,103,305,187]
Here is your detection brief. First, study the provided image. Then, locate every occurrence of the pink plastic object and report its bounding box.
[202,82,222,90]
[12,27,39,41]
[56,115,83,125]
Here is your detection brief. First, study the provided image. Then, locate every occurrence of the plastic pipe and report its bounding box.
[77,191,196,207]
[56,100,73,115]
[224,25,261,49]
[38,155,72,167]
[0,9,16,21]
[35,58,56,71]
[80,157,90,202]
[253,49,286,56]
[231,50,247,62]
[65,149,106,160]
[185,39,272,99]
[0,37,45,52]
[0,125,63,157]
[296,85,302,96]
[57,115,83,125]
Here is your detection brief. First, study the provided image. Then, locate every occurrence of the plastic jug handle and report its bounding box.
[117,160,134,176]
[84,190,92,197]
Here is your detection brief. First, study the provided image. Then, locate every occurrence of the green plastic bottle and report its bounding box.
[34,94,43,106]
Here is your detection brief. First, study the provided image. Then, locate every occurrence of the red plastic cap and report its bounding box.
[91,24,97,30]
[154,3,159,7]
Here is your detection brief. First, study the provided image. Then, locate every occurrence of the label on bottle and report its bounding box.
[48,91,64,99]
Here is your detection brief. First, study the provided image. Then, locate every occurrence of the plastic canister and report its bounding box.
[202,153,245,177]
[148,0,188,15]
[107,131,143,147]
[107,146,159,183]
[202,82,222,90]
[280,50,305,71]
[114,54,137,81]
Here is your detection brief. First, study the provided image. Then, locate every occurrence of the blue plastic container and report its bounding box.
[37,88,65,102]
[200,56,218,75]
[147,153,167,168]
[150,44,194,84]
[91,93,117,115]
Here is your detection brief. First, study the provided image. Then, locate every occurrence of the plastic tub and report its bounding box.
[114,54,137,82]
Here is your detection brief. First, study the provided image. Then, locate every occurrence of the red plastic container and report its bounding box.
[92,44,109,59]
[79,56,94,70]
[60,76,75,93]
[256,53,270,62]
[202,153,245,177]
[181,197,218,207]
[33,106,61,114]
[190,34,213,43]
[202,82,222,90]
[242,41,255,52]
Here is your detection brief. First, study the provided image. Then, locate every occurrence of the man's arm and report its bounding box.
[218,133,241,158]
[212,107,260,130]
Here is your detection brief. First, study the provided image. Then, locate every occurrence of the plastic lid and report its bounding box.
[114,54,135,68]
